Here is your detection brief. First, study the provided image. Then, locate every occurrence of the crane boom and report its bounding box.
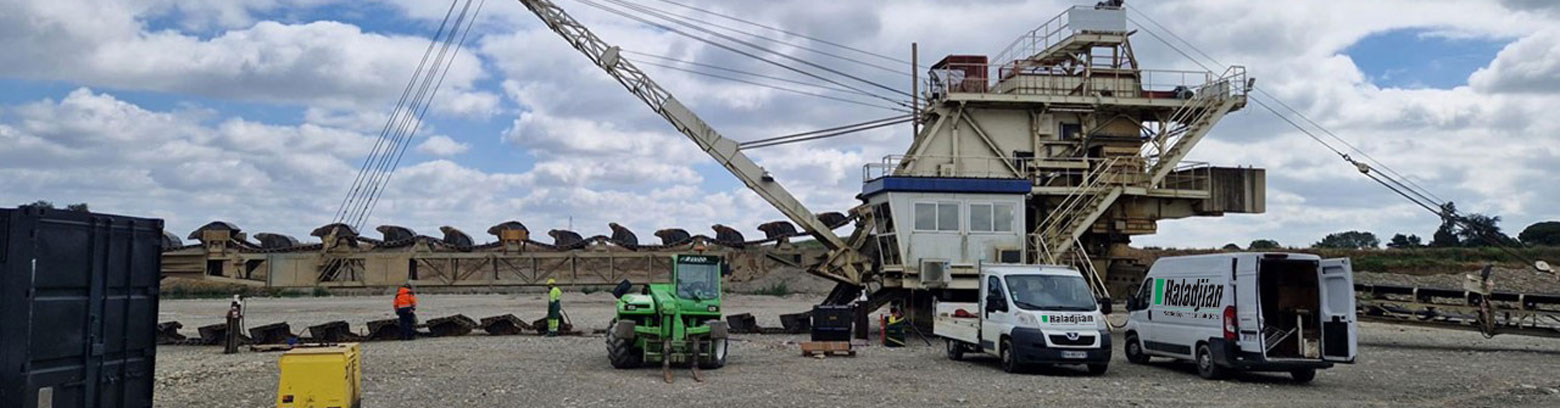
[515,0,862,285]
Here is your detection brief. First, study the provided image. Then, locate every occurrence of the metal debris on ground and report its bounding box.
[479,314,532,335]
[248,322,295,345]
[425,315,479,337]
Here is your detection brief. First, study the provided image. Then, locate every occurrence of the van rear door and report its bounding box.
[1318,258,1357,363]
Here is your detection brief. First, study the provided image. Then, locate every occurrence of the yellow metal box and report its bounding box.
[276,343,361,408]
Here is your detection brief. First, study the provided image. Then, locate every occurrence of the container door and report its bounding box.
[1318,258,1357,363]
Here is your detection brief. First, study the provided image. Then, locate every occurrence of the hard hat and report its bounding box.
[547,278,556,286]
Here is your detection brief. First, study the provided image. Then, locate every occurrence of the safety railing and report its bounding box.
[927,64,1241,102]
[863,154,1028,180]
[1158,161,1211,191]
[991,5,1128,66]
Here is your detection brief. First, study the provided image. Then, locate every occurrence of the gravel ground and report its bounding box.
[156,294,1560,407]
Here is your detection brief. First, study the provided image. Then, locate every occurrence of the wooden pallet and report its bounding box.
[800,341,855,357]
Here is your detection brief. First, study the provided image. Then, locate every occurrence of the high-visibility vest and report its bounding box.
[394,287,417,309]
[549,287,562,303]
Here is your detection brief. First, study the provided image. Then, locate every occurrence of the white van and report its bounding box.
[1121,253,1357,383]
[935,264,1112,375]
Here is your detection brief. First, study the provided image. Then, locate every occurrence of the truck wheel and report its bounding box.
[606,320,642,369]
[945,339,964,361]
[1000,339,1021,373]
[1086,363,1109,376]
[1124,333,1149,365]
[1195,343,1226,380]
[1289,368,1316,383]
[697,338,728,369]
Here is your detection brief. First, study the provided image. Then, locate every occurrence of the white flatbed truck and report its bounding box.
[935,264,1112,374]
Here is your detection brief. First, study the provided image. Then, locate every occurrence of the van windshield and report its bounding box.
[1005,275,1096,311]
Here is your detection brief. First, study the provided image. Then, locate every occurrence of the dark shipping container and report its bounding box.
[810,305,853,342]
[1,208,164,408]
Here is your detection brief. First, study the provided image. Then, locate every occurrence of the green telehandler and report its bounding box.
[606,254,730,383]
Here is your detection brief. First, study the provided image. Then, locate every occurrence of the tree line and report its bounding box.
[1227,202,1560,250]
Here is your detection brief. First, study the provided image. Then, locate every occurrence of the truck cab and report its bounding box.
[934,264,1111,375]
[1122,253,1357,383]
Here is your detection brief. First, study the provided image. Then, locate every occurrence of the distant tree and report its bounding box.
[1386,233,1423,249]
[1248,239,1281,250]
[1314,231,1380,249]
[1519,221,1560,246]
[65,203,90,212]
[19,200,54,210]
[1430,202,1461,247]
[1457,213,1517,247]
[1221,243,1241,251]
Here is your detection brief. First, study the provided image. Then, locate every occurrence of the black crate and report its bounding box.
[810,305,854,341]
[0,207,164,408]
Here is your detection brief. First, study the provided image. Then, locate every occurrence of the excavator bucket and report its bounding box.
[376,225,417,242]
[254,233,300,249]
[187,221,242,241]
[549,229,585,248]
[439,226,474,248]
[711,224,745,246]
[655,228,691,246]
[757,221,799,240]
[487,221,530,238]
[310,223,360,248]
[162,231,184,249]
[817,212,850,229]
[608,223,639,248]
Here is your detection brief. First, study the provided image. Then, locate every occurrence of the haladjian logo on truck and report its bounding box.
[1040,314,1095,324]
[1152,278,1224,311]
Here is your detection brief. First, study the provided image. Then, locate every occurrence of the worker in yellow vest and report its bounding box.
[546,278,562,336]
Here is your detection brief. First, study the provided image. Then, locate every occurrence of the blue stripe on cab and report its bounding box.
[862,176,1030,196]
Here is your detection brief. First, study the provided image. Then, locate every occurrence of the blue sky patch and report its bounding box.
[1343,28,1509,89]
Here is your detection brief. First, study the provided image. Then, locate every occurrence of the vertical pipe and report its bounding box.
[912,42,920,137]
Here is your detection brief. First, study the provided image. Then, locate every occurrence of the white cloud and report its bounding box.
[415,135,470,157]
[1470,29,1560,94]
[0,0,498,116]
[4,0,1560,250]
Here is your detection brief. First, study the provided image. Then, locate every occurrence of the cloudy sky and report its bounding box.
[1,0,1555,248]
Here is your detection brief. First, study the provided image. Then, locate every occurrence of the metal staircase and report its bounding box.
[1145,67,1247,185]
[1033,158,1125,264]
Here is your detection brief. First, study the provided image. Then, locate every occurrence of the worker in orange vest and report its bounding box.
[394,284,418,340]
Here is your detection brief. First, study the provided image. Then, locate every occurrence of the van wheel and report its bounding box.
[1290,368,1316,383]
[1195,343,1226,380]
[1124,333,1149,365]
[945,339,964,361]
[999,339,1020,373]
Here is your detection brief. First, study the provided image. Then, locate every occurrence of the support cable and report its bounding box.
[1126,9,1547,272]
[635,60,911,113]
[335,0,463,223]
[623,50,896,100]
[352,0,477,228]
[1128,9,1446,205]
[577,0,913,103]
[741,115,912,147]
[601,0,910,77]
[741,116,913,149]
[652,0,911,65]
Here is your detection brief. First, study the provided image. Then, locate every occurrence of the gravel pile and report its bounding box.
[155,295,1560,407]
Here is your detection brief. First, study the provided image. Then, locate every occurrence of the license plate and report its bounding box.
[1061,350,1087,359]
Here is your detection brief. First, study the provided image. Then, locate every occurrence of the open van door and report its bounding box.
[1318,258,1357,363]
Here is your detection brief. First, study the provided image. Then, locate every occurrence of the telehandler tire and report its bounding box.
[607,320,643,369]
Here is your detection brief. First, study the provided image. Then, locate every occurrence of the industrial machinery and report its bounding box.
[515,0,1263,330]
[606,254,731,383]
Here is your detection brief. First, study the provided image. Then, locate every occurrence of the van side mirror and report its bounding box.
[1098,297,1113,315]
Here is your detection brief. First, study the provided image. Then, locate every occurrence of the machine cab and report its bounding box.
[673,254,726,306]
